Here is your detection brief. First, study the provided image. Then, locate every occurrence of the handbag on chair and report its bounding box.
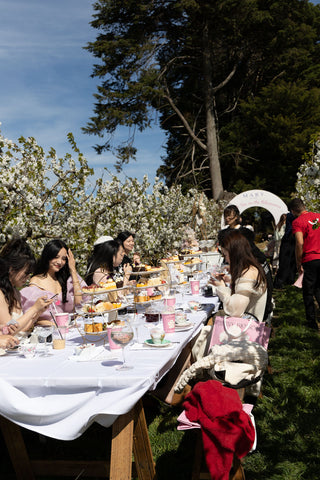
[208,314,271,350]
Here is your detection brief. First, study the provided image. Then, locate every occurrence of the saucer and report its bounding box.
[144,339,172,348]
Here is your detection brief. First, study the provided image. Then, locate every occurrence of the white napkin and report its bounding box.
[69,345,119,362]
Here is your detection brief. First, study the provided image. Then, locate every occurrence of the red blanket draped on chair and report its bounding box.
[184,380,255,480]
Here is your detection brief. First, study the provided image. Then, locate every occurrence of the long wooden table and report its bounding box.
[0,296,219,479]
[1,399,155,480]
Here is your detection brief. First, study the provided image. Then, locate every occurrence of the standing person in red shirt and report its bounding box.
[290,198,320,330]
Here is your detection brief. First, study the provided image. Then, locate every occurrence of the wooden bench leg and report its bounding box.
[132,400,157,480]
[110,409,135,480]
[1,401,156,480]
[0,415,35,480]
[229,456,245,480]
[191,430,206,480]
[110,400,156,480]
[191,430,245,480]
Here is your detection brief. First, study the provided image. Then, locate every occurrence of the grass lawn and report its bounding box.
[1,285,320,479]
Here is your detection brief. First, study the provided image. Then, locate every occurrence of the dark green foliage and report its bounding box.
[85,0,320,199]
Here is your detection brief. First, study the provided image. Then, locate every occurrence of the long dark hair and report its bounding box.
[0,238,36,313]
[220,230,266,293]
[34,239,70,303]
[116,231,135,246]
[223,205,241,224]
[276,213,287,230]
[86,239,122,285]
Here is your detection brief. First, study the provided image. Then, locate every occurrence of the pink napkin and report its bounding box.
[177,410,201,430]
[177,403,254,431]
[293,273,303,288]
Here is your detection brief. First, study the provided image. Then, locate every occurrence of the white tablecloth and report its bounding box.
[0,295,219,440]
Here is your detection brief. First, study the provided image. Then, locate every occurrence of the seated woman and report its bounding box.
[218,204,273,320]
[0,238,53,333]
[210,230,267,322]
[20,239,85,324]
[86,239,131,286]
[116,231,135,266]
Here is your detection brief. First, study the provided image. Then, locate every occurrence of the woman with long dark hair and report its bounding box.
[0,238,53,334]
[116,231,135,265]
[86,239,128,285]
[21,239,85,323]
[272,213,287,272]
[211,230,267,321]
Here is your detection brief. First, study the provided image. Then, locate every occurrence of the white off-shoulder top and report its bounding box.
[215,268,267,322]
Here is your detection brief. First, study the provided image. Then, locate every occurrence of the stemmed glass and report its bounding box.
[127,312,144,344]
[210,264,229,279]
[176,283,190,308]
[36,325,54,356]
[110,319,134,370]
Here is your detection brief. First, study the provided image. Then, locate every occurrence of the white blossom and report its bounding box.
[296,135,320,211]
[0,129,224,273]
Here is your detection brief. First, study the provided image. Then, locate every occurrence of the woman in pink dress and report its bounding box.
[21,239,86,324]
[0,238,53,335]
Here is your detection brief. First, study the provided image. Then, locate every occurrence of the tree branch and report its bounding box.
[163,85,207,152]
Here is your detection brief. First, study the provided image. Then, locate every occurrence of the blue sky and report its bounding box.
[0,0,165,184]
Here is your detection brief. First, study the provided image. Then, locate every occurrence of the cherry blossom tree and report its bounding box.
[295,136,320,211]
[0,130,224,274]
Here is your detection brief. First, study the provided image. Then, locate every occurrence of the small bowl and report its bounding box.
[188,301,201,311]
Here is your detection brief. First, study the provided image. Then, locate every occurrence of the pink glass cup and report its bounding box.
[190,279,200,295]
[161,312,176,333]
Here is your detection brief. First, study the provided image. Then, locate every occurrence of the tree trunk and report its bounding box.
[203,25,224,200]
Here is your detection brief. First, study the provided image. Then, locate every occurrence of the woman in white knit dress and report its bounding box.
[211,230,267,322]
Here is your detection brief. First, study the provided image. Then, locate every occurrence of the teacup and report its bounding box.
[20,343,37,359]
[175,312,187,325]
[150,328,165,345]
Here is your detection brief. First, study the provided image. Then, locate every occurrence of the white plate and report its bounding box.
[183,261,202,267]
[79,330,109,342]
[130,267,165,276]
[133,298,163,305]
[134,282,167,290]
[4,346,20,354]
[81,304,128,315]
[144,339,172,348]
[175,321,193,331]
[189,306,203,312]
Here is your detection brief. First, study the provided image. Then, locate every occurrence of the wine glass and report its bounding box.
[110,319,134,370]
[127,312,144,344]
[176,283,190,308]
[36,325,54,356]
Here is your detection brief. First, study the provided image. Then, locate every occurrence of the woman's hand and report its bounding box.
[67,248,77,273]
[209,275,225,287]
[1,323,19,336]
[0,335,19,350]
[33,296,54,314]
[123,263,132,275]
[123,263,132,286]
